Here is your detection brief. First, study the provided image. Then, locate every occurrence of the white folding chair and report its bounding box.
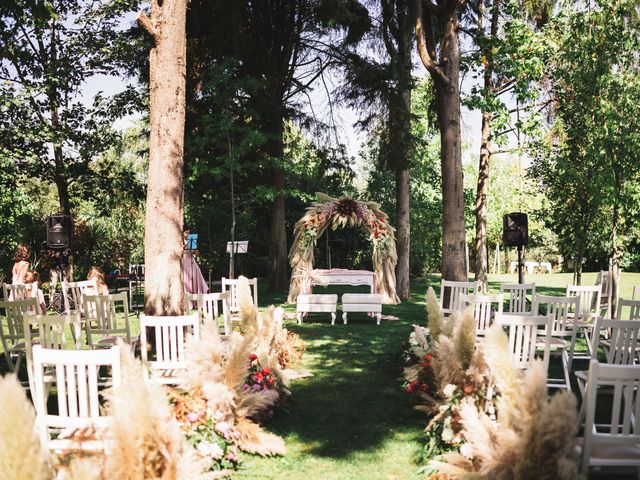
[32,345,121,451]
[83,293,132,349]
[499,283,535,314]
[23,313,81,394]
[460,293,503,337]
[2,282,37,301]
[439,280,478,316]
[576,318,640,417]
[0,298,41,372]
[615,299,640,321]
[495,312,552,372]
[580,360,640,476]
[139,314,199,384]
[61,279,97,315]
[532,294,579,390]
[566,284,602,361]
[221,277,258,316]
[187,291,232,335]
[633,286,640,302]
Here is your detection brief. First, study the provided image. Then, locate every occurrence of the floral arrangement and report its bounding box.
[274,330,306,369]
[288,192,400,304]
[169,388,240,474]
[404,287,581,479]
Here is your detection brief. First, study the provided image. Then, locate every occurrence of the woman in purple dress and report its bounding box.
[182,227,209,294]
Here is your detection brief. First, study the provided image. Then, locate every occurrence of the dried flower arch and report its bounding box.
[287,193,400,304]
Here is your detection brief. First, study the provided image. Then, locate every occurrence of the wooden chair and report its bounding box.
[23,313,81,394]
[460,293,503,337]
[580,360,640,476]
[531,294,579,390]
[439,280,478,316]
[633,286,640,301]
[187,291,232,335]
[495,313,552,372]
[575,318,640,408]
[596,269,620,319]
[2,283,37,301]
[499,283,536,314]
[0,298,41,372]
[83,293,132,348]
[615,298,640,321]
[139,314,199,384]
[221,277,258,317]
[61,279,97,315]
[566,284,602,360]
[32,345,121,451]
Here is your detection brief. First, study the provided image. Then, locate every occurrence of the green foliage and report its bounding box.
[530,0,640,271]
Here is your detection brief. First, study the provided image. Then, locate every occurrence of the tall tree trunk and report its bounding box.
[434,20,466,282]
[138,0,188,315]
[395,166,411,299]
[473,0,499,292]
[474,111,491,292]
[267,116,288,292]
[416,0,467,282]
[574,239,585,286]
[53,148,70,215]
[394,38,413,301]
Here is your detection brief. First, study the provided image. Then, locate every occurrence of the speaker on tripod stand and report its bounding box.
[45,215,72,312]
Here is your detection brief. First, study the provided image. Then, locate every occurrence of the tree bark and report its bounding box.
[474,111,491,292]
[267,115,288,292]
[395,166,411,299]
[138,0,188,315]
[416,0,467,282]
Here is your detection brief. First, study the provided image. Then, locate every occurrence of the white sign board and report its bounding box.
[226,241,248,254]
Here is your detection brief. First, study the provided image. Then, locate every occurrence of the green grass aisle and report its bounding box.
[239,281,430,480]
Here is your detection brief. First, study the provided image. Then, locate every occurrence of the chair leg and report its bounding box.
[331,313,336,325]
[561,348,571,390]
[296,312,302,325]
[567,333,578,372]
[376,313,381,325]
[4,350,15,373]
[342,312,348,325]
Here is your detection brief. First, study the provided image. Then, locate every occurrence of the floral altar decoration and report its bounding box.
[287,192,400,304]
[403,287,581,479]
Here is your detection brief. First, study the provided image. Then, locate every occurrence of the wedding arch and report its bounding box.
[287,193,400,304]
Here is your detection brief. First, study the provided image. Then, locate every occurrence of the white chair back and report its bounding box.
[461,293,503,335]
[0,298,41,372]
[495,313,552,371]
[2,282,37,301]
[632,286,640,301]
[566,284,602,322]
[32,345,121,451]
[615,299,640,321]
[581,360,640,474]
[83,293,132,348]
[499,283,535,314]
[532,294,579,338]
[23,313,80,393]
[61,279,97,315]
[592,317,640,366]
[221,277,258,314]
[439,280,478,315]
[139,314,199,384]
[188,291,232,335]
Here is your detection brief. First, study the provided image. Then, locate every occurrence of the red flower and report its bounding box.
[248,354,258,361]
[420,362,427,368]
[253,372,264,382]
[425,353,433,361]
[406,380,418,393]
[262,367,271,375]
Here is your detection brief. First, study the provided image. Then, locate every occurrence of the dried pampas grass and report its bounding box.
[426,287,444,338]
[64,457,103,480]
[104,347,210,480]
[235,418,287,456]
[0,374,50,480]
[454,309,476,371]
[430,327,581,480]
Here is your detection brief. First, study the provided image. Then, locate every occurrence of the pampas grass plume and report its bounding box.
[0,374,49,480]
[454,308,476,370]
[426,287,444,338]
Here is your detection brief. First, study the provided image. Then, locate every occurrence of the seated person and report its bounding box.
[24,270,47,314]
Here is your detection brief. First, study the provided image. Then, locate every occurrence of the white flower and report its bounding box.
[460,443,474,459]
[443,384,457,398]
[444,416,452,427]
[441,427,454,443]
[439,404,450,413]
[197,440,224,460]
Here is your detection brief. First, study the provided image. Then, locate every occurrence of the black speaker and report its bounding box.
[503,212,528,247]
[46,215,72,249]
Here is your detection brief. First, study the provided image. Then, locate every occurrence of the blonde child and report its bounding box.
[24,270,46,314]
[87,267,109,295]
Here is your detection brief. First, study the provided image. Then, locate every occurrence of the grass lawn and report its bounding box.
[2,271,640,478]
